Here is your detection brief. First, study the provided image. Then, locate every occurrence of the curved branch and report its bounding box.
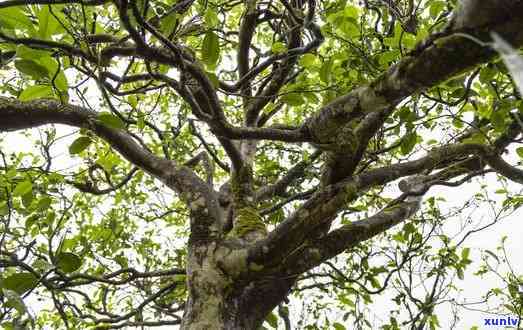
[303,2,523,147]
[246,140,523,268]
[67,167,139,196]
[281,198,422,276]
[0,97,223,240]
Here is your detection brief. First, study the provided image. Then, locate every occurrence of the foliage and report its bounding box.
[1,0,523,329]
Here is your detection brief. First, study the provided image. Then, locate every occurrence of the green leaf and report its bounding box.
[265,312,278,328]
[38,6,51,39]
[0,7,33,31]
[0,201,8,216]
[429,1,446,18]
[333,323,347,330]
[98,112,126,129]
[14,59,49,80]
[457,268,464,280]
[37,6,64,39]
[281,93,304,106]
[461,247,470,260]
[1,272,38,294]
[490,110,506,131]
[338,18,359,38]
[127,95,138,109]
[479,65,496,83]
[368,276,380,288]
[55,252,82,273]
[204,10,219,28]
[137,116,145,130]
[37,56,68,92]
[2,289,27,314]
[462,132,487,145]
[22,191,34,208]
[18,85,54,101]
[516,147,523,158]
[400,132,418,155]
[173,274,186,283]
[201,31,220,68]
[159,12,179,36]
[319,59,333,83]
[429,315,440,330]
[32,259,53,273]
[344,5,359,19]
[68,136,92,155]
[16,45,48,61]
[379,50,399,66]
[299,53,317,69]
[206,71,220,88]
[271,42,287,54]
[13,180,32,197]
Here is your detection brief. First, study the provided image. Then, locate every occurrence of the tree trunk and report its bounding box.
[181,242,294,329]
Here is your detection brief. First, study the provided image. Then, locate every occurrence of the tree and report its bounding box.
[1,0,523,328]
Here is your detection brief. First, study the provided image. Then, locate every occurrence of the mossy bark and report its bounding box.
[181,240,291,330]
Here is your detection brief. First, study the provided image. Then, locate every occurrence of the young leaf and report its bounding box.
[271,42,287,54]
[55,252,82,273]
[14,59,49,80]
[265,312,278,328]
[98,112,126,129]
[400,132,418,155]
[202,31,220,67]
[299,53,317,69]
[2,272,38,294]
[69,136,92,155]
[12,180,32,197]
[18,85,54,101]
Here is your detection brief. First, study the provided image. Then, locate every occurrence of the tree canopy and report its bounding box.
[1,0,523,329]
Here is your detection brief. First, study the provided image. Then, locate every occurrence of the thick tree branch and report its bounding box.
[280,198,423,276]
[0,97,223,240]
[279,146,522,275]
[246,140,523,268]
[237,0,258,102]
[303,1,523,148]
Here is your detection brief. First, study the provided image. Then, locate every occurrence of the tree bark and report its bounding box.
[180,240,293,330]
